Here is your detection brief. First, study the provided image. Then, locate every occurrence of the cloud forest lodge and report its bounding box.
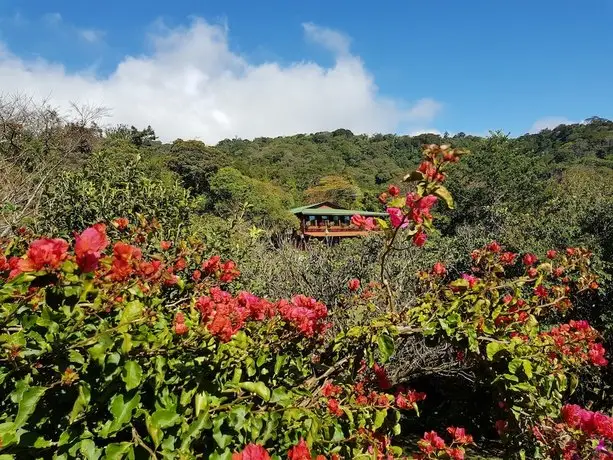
[290,202,386,245]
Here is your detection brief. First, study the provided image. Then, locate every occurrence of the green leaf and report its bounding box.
[239,381,270,401]
[69,383,91,424]
[106,393,141,435]
[569,374,579,394]
[180,412,211,450]
[104,442,133,460]
[434,185,454,209]
[508,359,523,375]
[374,409,387,429]
[213,431,232,450]
[68,350,85,364]
[195,392,208,417]
[377,334,394,363]
[486,342,505,361]
[522,360,533,379]
[119,301,143,326]
[80,439,102,460]
[122,361,142,391]
[14,386,47,429]
[145,413,162,448]
[151,409,180,428]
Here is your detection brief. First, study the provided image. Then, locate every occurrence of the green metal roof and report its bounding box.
[290,201,387,217]
[292,208,387,217]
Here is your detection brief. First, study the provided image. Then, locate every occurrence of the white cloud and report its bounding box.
[0,18,442,143]
[302,22,351,56]
[529,116,574,133]
[79,29,105,43]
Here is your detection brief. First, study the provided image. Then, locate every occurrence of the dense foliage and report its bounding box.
[1,144,611,459]
[1,94,613,458]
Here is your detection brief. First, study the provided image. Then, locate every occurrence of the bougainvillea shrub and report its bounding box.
[0,144,609,459]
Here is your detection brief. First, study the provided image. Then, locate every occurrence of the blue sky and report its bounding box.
[0,0,611,142]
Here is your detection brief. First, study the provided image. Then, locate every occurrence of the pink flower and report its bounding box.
[546,250,557,259]
[461,273,479,289]
[351,214,377,231]
[232,444,271,460]
[75,224,109,272]
[387,207,407,228]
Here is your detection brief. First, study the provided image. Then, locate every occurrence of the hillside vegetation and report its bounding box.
[1,95,613,459]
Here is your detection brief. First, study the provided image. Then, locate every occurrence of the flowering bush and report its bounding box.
[0,144,609,459]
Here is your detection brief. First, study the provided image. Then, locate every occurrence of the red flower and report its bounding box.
[113,217,129,230]
[173,312,188,335]
[546,250,557,259]
[447,427,473,445]
[487,241,502,253]
[75,223,109,273]
[0,254,8,272]
[418,161,437,181]
[138,260,163,280]
[446,448,465,460]
[232,444,271,460]
[192,269,202,282]
[13,238,69,276]
[522,253,538,266]
[499,252,516,265]
[174,258,187,271]
[348,278,360,291]
[278,295,328,337]
[534,285,548,299]
[387,207,407,229]
[412,230,427,247]
[321,382,342,397]
[327,398,343,416]
[288,439,311,460]
[420,431,446,451]
[202,255,221,274]
[160,241,172,251]
[432,262,446,276]
[388,184,400,197]
[527,267,538,278]
[109,242,142,280]
[372,363,391,390]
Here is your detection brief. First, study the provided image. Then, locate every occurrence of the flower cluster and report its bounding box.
[196,289,328,342]
[539,320,608,367]
[533,405,613,459]
[201,255,240,283]
[233,439,335,460]
[414,427,473,460]
[8,237,69,278]
[353,144,465,246]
